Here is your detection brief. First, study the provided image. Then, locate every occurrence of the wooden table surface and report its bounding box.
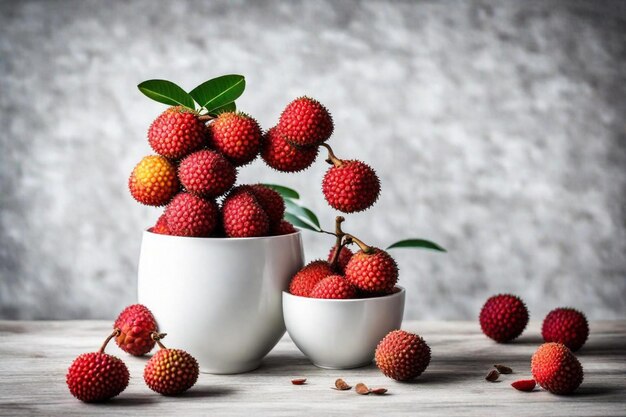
[0,320,624,416]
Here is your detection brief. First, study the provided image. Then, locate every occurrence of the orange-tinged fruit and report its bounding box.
[144,348,199,396]
[129,155,179,206]
[375,330,431,381]
[531,342,583,395]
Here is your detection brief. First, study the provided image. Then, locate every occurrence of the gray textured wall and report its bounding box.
[1,0,625,320]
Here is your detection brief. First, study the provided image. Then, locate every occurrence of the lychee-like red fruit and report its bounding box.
[221,188,270,237]
[150,214,171,235]
[248,184,285,226]
[272,220,297,235]
[144,336,199,396]
[479,294,529,343]
[178,149,237,198]
[129,155,179,206]
[322,160,380,213]
[327,245,353,273]
[209,112,262,166]
[114,304,158,356]
[261,127,319,172]
[309,275,357,299]
[289,260,335,297]
[277,97,333,147]
[375,330,431,381]
[345,248,398,293]
[66,332,129,402]
[148,106,207,159]
[541,308,589,352]
[531,342,583,395]
[165,192,219,237]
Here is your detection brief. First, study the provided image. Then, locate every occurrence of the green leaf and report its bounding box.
[210,101,236,115]
[189,75,245,113]
[137,79,195,109]
[387,239,447,252]
[284,213,319,232]
[285,200,321,229]
[262,184,300,200]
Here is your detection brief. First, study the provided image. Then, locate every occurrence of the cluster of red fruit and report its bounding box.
[129,94,382,237]
[479,294,589,394]
[66,304,198,402]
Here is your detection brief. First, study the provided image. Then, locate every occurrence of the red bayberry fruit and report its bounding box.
[345,247,398,293]
[289,260,335,297]
[114,304,158,356]
[221,187,270,237]
[247,184,285,226]
[277,97,333,147]
[541,308,589,352]
[309,275,357,299]
[150,213,171,235]
[511,379,536,392]
[129,155,179,206]
[479,294,529,343]
[165,192,219,237]
[148,106,207,159]
[261,126,319,172]
[66,331,129,402]
[209,112,262,166]
[178,150,237,198]
[144,333,199,396]
[531,343,583,395]
[375,330,431,381]
[327,245,353,274]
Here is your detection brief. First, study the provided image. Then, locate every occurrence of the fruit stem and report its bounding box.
[197,114,215,122]
[151,332,168,350]
[343,233,374,254]
[99,329,120,354]
[329,217,346,269]
[321,143,343,167]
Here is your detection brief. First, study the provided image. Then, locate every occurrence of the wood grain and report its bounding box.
[0,320,624,416]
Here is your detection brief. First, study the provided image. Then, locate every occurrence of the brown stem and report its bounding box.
[329,217,346,269]
[321,143,343,167]
[151,332,168,349]
[197,114,215,122]
[99,329,120,354]
[343,233,374,254]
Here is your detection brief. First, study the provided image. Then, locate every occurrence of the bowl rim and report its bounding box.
[283,285,405,303]
[144,229,302,241]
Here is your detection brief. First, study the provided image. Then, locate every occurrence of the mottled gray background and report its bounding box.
[1,0,625,320]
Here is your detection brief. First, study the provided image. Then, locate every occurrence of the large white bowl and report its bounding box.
[283,287,405,369]
[138,230,304,374]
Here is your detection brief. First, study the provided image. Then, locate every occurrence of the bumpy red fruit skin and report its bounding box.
[345,248,398,293]
[310,275,357,299]
[277,97,333,147]
[114,304,158,356]
[531,343,583,395]
[165,192,219,237]
[289,260,335,297]
[261,127,319,172]
[151,214,171,235]
[327,245,353,274]
[129,155,180,206]
[66,352,129,402]
[148,106,207,160]
[144,348,199,396]
[479,294,529,343]
[248,184,285,226]
[209,112,262,166]
[272,220,297,235]
[375,330,431,381]
[322,160,380,213]
[178,150,237,198]
[542,308,589,352]
[511,379,536,392]
[221,188,270,237]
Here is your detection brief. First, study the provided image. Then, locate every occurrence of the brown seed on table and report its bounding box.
[291,378,307,385]
[334,378,352,390]
[355,383,370,395]
[485,370,500,382]
[369,388,388,395]
[494,364,513,374]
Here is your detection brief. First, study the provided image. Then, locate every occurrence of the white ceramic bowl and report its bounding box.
[137,230,304,374]
[283,287,405,369]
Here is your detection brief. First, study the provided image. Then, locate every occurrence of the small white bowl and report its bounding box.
[138,230,304,374]
[283,287,405,369]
